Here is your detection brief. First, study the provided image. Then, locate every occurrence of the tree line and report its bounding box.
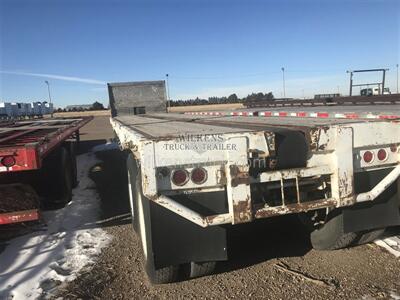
[169,92,274,107]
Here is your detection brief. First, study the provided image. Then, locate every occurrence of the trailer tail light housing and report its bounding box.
[363,151,374,163]
[191,167,208,185]
[1,155,16,167]
[377,149,388,161]
[171,169,189,186]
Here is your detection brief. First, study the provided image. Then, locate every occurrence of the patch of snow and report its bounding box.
[375,236,400,258]
[0,153,111,299]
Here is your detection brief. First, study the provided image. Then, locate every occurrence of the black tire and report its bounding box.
[310,210,358,250]
[40,147,72,207]
[356,228,385,245]
[68,141,78,188]
[190,261,216,278]
[134,160,179,284]
[126,154,139,233]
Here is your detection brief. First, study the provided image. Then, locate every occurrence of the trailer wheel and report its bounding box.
[356,228,385,245]
[55,147,73,205]
[68,141,78,188]
[190,261,216,278]
[41,147,73,206]
[126,154,139,233]
[310,210,358,250]
[135,162,179,284]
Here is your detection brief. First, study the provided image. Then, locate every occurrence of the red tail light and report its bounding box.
[191,167,207,184]
[1,156,16,167]
[171,169,189,186]
[377,149,387,161]
[363,151,374,163]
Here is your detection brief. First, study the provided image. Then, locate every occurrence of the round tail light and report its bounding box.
[1,155,16,167]
[171,169,189,186]
[377,149,387,161]
[191,167,207,184]
[363,151,374,163]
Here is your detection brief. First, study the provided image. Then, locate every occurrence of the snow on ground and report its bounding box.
[0,153,111,300]
[375,236,400,258]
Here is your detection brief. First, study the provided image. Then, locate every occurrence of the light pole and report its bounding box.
[281,67,286,98]
[44,80,53,118]
[165,74,170,113]
[397,64,399,94]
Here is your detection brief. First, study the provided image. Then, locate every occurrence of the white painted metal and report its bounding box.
[356,165,400,202]
[111,113,400,227]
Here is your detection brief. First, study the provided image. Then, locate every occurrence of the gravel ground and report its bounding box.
[51,116,400,299]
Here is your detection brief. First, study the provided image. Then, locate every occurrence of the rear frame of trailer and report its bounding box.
[109,81,400,284]
[0,117,92,225]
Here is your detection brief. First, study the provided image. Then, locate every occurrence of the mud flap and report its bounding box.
[149,192,228,269]
[343,192,400,233]
[343,170,400,233]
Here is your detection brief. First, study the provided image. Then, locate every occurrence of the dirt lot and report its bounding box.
[51,116,400,299]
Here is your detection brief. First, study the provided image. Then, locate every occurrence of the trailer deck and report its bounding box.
[0,117,92,173]
[0,117,93,225]
[114,112,394,139]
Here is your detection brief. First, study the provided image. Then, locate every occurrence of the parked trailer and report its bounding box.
[0,117,92,225]
[109,81,400,284]
[0,101,53,119]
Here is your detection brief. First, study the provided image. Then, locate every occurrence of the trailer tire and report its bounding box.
[55,147,73,205]
[310,211,358,250]
[356,228,385,245]
[135,163,179,284]
[126,154,139,233]
[190,261,216,278]
[68,142,78,188]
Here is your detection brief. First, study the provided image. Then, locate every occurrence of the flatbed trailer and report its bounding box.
[109,81,400,284]
[0,117,92,225]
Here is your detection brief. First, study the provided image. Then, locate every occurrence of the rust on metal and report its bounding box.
[255,198,337,219]
[230,165,250,187]
[232,196,253,223]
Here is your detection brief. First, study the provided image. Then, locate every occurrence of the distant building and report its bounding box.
[65,104,93,111]
[314,93,340,99]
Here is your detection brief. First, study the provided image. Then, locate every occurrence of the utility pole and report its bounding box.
[347,71,353,96]
[44,80,53,118]
[337,86,340,95]
[281,67,286,98]
[397,64,399,94]
[165,74,170,113]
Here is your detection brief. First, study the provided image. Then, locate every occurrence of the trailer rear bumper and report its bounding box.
[0,209,40,225]
[152,165,400,228]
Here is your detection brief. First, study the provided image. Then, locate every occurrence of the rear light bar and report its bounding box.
[361,146,397,165]
[170,167,209,186]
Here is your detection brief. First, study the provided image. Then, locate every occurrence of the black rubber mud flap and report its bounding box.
[342,193,400,233]
[311,170,400,250]
[343,169,400,233]
[149,198,228,270]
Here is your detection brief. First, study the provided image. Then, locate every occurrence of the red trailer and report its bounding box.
[0,117,92,225]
